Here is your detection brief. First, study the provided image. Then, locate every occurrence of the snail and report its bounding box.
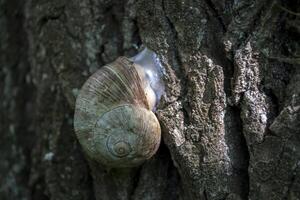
[74,48,164,168]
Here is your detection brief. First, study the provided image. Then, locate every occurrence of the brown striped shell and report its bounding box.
[74,56,161,168]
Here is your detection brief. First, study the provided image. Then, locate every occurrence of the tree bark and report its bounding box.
[1,0,299,199]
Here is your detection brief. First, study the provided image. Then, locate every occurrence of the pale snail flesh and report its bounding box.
[74,48,164,168]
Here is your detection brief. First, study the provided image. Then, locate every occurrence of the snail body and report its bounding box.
[74,48,164,168]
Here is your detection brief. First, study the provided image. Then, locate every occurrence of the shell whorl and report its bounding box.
[74,54,162,168]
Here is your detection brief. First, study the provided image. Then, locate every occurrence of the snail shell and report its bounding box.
[74,48,164,168]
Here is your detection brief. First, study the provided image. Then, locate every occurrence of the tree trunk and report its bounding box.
[1,0,299,199]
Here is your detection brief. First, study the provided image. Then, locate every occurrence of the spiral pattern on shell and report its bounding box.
[74,56,161,168]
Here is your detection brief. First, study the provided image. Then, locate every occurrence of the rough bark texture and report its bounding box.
[0,0,299,200]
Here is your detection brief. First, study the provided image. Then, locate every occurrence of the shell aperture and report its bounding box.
[131,48,165,111]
